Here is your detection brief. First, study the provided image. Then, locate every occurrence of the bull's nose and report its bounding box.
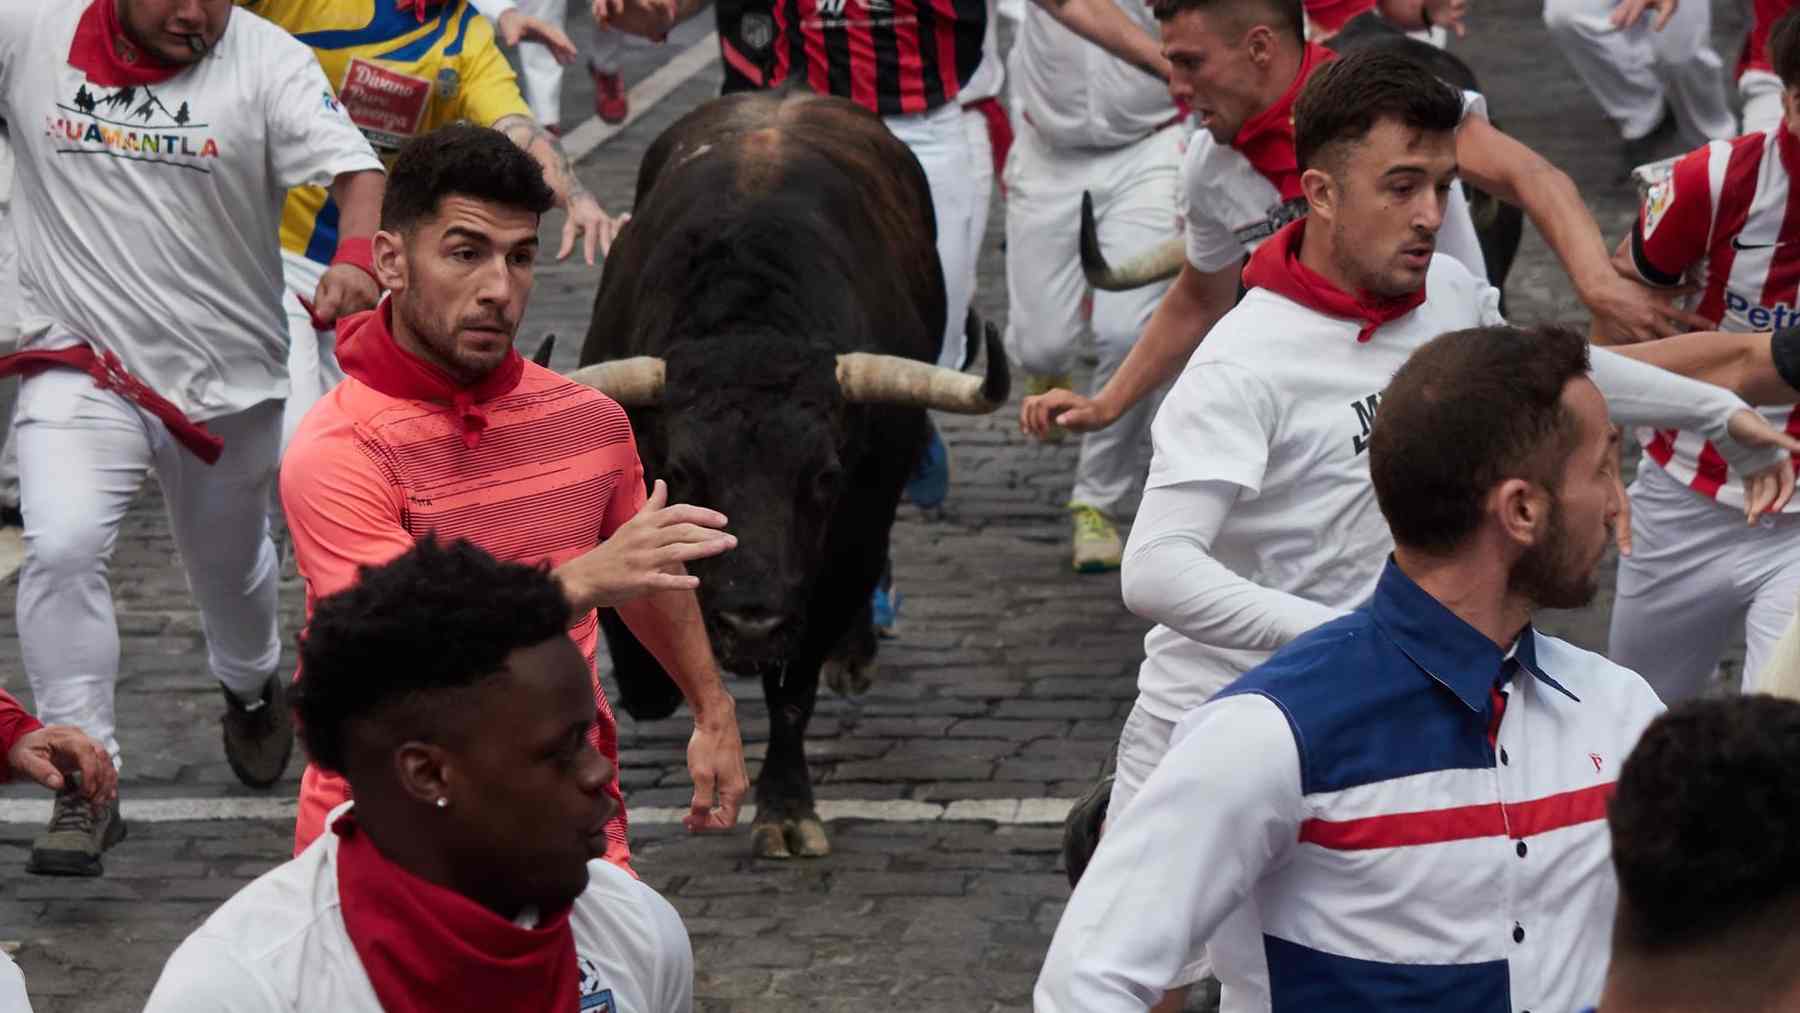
[718,609,786,641]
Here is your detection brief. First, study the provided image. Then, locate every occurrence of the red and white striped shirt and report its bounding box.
[1630,128,1800,511]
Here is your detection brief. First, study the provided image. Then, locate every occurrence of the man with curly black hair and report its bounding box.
[145,537,694,1012]
[281,124,748,864]
[1590,695,1800,1013]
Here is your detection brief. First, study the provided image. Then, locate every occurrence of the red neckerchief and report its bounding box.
[1304,0,1378,34]
[1231,42,1337,201]
[333,812,580,1013]
[0,346,223,463]
[1241,218,1426,342]
[334,300,525,449]
[68,0,186,88]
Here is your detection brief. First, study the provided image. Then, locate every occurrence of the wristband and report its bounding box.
[331,236,380,286]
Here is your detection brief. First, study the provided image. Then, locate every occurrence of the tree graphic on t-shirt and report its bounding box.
[174,101,190,125]
[73,85,97,115]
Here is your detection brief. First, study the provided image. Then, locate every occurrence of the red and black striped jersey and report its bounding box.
[715,0,986,116]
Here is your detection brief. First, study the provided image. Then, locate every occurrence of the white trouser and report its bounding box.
[1741,69,1785,137]
[962,102,996,323]
[515,0,649,126]
[1608,461,1800,703]
[886,102,981,369]
[1003,120,1182,516]
[1542,0,1735,143]
[15,370,283,764]
[0,131,17,512]
[282,251,343,453]
[1105,698,1212,987]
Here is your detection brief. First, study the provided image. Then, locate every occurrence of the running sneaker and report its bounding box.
[1070,503,1122,573]
[222,674,294,789]
[591,66,628,125]
[905,422,950,509]
[28,791,126,877]
[871,563,901,638]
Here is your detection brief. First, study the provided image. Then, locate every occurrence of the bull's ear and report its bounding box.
[531,334,557,367]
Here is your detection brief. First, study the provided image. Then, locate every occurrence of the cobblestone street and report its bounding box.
[0,0,1755,1007]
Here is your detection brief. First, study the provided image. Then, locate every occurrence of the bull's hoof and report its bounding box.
[751,819,793,859]
[786,814,831,858]
[822,654,874,697]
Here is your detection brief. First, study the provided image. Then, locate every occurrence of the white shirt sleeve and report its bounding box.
[1035,694,1305,1012]
[1588,345,1786,476]
[1146,359,1277,492]
[644,886,695,1013]
[0,950,32,1013]
[261,28,384,191]
[1122,480,1348,651]
[0,0,39,116]
[468,0,519,21]
[143,933,285,1012]
[1180,143,1248,274]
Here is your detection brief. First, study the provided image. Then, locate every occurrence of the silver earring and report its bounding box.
[435,797,449,809]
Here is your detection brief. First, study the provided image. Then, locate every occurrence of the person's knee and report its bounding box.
[1540,1,1583,37]
[22,511,112,581]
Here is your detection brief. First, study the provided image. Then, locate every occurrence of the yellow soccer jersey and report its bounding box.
[242,0,531,263]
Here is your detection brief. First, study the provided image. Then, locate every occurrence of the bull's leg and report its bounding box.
[821,598,878,697]
[751,658,828,859]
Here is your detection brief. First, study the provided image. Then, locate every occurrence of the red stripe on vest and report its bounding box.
[1698,139,1767,322]
[928,0,961,103]
[721,36,766,86]
[845,11,877,110]
[1692,441,1731,498]
[1298,783,1616,851]
[1644,428,1678,467]
[892,4,926,113]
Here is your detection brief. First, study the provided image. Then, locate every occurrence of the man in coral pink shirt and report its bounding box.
[280,124,748,865]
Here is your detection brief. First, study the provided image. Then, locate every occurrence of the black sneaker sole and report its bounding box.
[27,815,128,878]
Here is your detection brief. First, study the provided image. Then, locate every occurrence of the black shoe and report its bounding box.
[221,674,294,789]
[28,792,126,877]
[1062,774,1112,889]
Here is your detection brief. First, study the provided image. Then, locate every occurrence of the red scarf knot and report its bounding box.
[332,811,581,1013]
[69,0,187,88]
[1231,41,1337,201]
[335,300,525,448]
[1241,218,1427,342]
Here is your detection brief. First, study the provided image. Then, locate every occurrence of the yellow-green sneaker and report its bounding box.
[1070,504,1122,573]
[1025,373,1073,444]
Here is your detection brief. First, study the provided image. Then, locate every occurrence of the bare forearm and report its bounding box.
[1457,119,1614,301]
[1613,330,1798,405]
[614,591,735,720]
[329,169,386,238]
[492,113,591,209]
[1031,0,1169,80]
[1093,264,1232,419]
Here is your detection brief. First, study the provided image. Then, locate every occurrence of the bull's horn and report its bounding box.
[531,333,557,367]
[1078,190,1185,291]
[837,316,1010,414]
[567,356,665,405]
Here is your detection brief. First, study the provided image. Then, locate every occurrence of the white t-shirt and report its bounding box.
[0,0,381,421]
[143,813,694,1012]
[1181,91,1488,275]
[1007,0,1175,149]
[1133,253,1505,719]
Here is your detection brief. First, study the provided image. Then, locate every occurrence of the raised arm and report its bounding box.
[492,115,621,263]
[1027,0,1171,81]
[1455,115,1713,343]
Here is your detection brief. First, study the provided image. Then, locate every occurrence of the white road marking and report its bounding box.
[562,32,720,163]
[0,795,1074,825]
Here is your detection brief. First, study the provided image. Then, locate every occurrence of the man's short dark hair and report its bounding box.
[379,124,557,234]
[1294,48,1464,172]
[1369,324,1591,555]
[1150,0,1303,43]
[1771,9,1800,90]
[1610,696,1800,955]
[295,537,572,774]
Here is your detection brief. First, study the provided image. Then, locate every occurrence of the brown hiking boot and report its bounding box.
[221,674,294,789]
[28,791,126,877]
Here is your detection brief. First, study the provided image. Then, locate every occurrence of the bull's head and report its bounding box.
[570,318,1007,666]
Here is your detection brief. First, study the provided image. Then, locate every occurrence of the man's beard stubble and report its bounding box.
[1508,499,1603,612]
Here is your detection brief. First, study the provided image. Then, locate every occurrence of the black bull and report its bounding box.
[575,90,1008,858]
[1080,15,1526,297]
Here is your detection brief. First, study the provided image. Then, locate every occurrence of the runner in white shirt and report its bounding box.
[1039,321,1668,1013]
[1606,8,1800,704]
[1065,49,1800,1009]
[1003,0,1180,572]
[144,539,694,1013]
[1018,0,1717,442]
[0,0,383,874]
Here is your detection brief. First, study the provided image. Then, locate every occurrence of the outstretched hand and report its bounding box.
[496,8,580,61]
[8,725,116,801]
[1020,387,1120,439]
[558,480,736,610]
[1610,0,1677,31]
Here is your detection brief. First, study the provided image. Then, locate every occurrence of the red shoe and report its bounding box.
[591,67,627,125]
